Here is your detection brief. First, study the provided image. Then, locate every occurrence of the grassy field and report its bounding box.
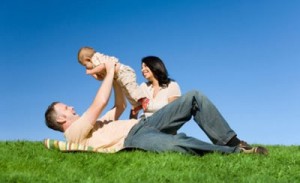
[0,141,299,183]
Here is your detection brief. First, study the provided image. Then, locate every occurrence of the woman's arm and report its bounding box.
[168,96,180,103]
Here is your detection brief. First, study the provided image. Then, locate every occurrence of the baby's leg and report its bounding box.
[116,65,146,107]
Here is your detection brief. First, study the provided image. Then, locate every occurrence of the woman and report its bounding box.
[130,56,181,119]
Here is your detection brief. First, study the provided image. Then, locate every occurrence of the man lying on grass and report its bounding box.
[45,60,268,155]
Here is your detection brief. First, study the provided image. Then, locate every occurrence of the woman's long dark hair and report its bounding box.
[141,56,173,87]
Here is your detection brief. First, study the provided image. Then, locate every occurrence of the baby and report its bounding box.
[77,47,149,114]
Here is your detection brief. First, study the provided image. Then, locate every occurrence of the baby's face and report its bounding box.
[81,59,94,70]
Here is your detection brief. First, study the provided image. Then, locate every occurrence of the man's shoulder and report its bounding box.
[66,115,93,134]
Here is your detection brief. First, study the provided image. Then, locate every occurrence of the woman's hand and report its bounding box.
[129,107,139,119]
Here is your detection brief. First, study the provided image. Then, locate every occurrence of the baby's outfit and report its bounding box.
[91,52,147,108]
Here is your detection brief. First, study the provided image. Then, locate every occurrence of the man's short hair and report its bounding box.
[45,102,63,132]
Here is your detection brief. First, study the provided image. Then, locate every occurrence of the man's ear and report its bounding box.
[56,115,66,124]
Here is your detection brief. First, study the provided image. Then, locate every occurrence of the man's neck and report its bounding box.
[62,115,80,131]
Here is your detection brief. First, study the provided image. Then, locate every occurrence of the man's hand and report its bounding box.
[104,60,115,72]
[86,64,107,81]
[91,74,104,81]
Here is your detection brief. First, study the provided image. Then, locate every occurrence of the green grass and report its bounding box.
[0,141,299,183]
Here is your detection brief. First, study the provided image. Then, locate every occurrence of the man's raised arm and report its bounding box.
[100,80,127,121]
[83,61,116,125]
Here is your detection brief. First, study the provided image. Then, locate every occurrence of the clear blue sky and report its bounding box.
[1,0,299,145]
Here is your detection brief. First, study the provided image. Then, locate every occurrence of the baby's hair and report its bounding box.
[77,46,96,64]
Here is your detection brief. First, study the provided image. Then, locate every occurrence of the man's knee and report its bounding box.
[185,90,209,105]
[186,90,204,98]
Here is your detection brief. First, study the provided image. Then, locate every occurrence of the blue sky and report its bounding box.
[1,0,299,145]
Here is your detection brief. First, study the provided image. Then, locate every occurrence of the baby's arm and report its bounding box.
[90,74,101,81]
[86,63,106,75]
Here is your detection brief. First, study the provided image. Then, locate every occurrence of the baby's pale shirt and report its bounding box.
[91,52,119,67]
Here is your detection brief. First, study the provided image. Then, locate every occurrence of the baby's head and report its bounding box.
[78,47,96,69]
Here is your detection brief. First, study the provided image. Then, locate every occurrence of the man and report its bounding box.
[45,60,268,155]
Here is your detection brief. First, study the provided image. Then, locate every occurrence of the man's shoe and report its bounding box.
[238,141,252,149]
[238,140,268,155]
[240,146,268,155]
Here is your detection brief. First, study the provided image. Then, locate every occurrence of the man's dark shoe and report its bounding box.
[240,146,268,155]
[238,141,268,155]
[238,141,252,149]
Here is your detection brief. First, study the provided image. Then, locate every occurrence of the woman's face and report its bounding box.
[141,62,154,81]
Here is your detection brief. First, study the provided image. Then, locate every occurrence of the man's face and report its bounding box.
[54,103,77,121]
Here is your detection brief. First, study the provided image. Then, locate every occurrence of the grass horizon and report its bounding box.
[1,141,299,182]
